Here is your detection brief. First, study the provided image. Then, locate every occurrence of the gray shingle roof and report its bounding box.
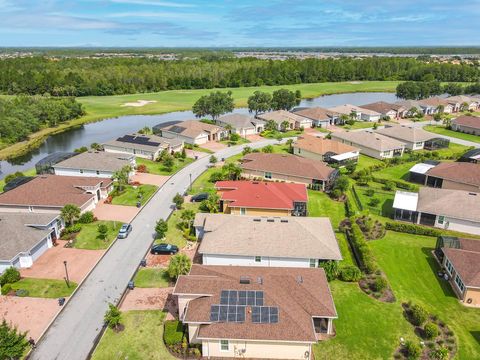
[53,151,132,172]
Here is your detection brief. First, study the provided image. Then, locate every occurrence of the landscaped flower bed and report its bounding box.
[163,320,201,359]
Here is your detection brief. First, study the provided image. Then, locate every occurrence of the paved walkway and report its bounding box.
[31,138,278,360]
[93,202,140,223]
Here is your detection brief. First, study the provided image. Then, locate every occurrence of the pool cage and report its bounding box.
[434,236,461,262]
[424,138,450,150]
[35,152,77,175]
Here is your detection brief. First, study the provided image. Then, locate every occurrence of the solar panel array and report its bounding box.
[168,125,187,134]
[210,305,246,323]
[251,306,279,324]
[116,135,161,147]
[220,290,264,306]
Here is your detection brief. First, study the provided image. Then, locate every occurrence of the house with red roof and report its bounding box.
[215,180,308,216]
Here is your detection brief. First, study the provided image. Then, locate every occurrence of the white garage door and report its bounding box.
[30,238,49,261]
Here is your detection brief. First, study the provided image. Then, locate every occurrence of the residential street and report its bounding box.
[31,139,277,360]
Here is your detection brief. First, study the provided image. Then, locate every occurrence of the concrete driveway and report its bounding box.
[0,296,60,340]
[131,172,169,186]
[201,141,227,152]
[20,240,104,283]
[186,149,209,159]
[93,202,140,223]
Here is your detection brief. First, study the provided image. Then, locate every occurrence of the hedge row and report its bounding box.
[372,176,419,191]
[385,221,442,236]
[348,223,379,274]
[164,320,184,346]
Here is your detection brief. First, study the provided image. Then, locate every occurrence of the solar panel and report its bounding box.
[116,135,161,147]
[251,306,279,324]
[169,125,186,134]
[210,305,246,323]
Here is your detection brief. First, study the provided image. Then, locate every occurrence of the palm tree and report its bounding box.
[60,204,81,226]
[222,163,242,180]
[112,165,131,192]
[167,253,192,280]
[286,138,294,153]
[280,120,290,132]
[460,102,469,112]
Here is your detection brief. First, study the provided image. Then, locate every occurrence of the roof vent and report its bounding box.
[468,193,477,196]
[253,218,261,222]
[266,219,274,223]
[252,181,259,184]
[296,275,303,284]
[257,277,263,285]
[240,276,251,284]
[280,219,288,223]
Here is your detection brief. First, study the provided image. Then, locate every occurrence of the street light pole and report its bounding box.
[189,173,192,191]
[63,260,70,288]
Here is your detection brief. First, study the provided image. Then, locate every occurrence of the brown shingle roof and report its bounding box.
[426,162,480,188]
[173,265,337,342]
[0,175,112,208]
[331,131,405,151]
[418,97,449,108]
[452,115,480,130]
[360,101,401,114]
[257,110,305,125]
[240,153,335,181]
[294,107,338,121]
[443,247,480,287]
[293,135,359,155]
[375,125,435,143]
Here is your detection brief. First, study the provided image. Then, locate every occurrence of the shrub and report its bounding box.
[348,223,379,274]
[164,320,184,346]
[338,265,362,282]
[104,303,122,329]
[404,340,421,359]
[229,133,240,142]
[137,164,147,173]
[209,171,226,183]
[155,219,168,239]
[410,303,429,326]
[63,223,82,235]
[372,176,418,191]
[365,189,375,197]
[0,267,21,286]
[372,276,388,292]
[430,347,449,360]
[1,283,12,295]
[424,322,439,339]
[15,289,29,297]
[383,181,395,191]
[167,254,192,280]
[385,222,441,237]
[319,261,339,281]
[173,193,184,209]
[78,211,95,224]
[368,198,381,207]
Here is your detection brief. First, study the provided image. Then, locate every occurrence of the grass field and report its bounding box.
[424,125,480,144]
[0,81,402,160]
[352,182,395,217]
[0,168,36,192]
[10,278,77,298]
[355,154,383,171]
[111,184,157,206]
[155,202,200,249]
[74,220,123,250]
[134,268,171,288]
[339,121,375,130]
[136,157,194,176]
[92,310,175,360]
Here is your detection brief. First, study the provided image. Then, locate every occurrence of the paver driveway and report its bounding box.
[120,287,177,320]
[131,172,169,186]
[20,240,104,283]
[93,202,140,223]
[201,141,227,152]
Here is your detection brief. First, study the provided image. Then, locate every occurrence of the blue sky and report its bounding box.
[0,0,479,47]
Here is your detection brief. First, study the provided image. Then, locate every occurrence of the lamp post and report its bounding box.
[189,173,192,191]
[63,260,70,288]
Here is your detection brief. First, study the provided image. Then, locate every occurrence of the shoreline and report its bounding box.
[0,81,402,160]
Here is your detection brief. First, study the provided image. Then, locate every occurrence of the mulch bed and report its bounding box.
[359,273,396,303]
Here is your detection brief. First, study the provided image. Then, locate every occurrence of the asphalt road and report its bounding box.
[31,139,278,360]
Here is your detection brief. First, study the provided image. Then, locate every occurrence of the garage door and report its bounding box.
[30,238,49,261]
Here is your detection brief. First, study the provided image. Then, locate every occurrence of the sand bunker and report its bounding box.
[121,100,157,107]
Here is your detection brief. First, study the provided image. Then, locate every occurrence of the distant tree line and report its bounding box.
[396,80,480,99]
[1,57,479,97]
[0,96,84,145]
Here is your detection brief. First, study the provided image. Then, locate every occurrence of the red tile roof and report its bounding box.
[215,180,307,210]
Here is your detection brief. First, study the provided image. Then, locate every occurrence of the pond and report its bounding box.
[0,92,399,178]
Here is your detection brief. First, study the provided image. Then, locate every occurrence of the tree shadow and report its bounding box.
[421,247,456,299]
[470,331,480,346]
[382,199,394,218]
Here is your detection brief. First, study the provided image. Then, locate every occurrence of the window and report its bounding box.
[96,170,100,175]
[415,142,423,147]
[80,169,84,174]
[220,340,229,351]
[309,259,316,268]
[264,172,272,179]
[438,216,445,225]
[255,256,261,263]
[455,275,465,293]
[240,208,246,215]
[445,259,454,275]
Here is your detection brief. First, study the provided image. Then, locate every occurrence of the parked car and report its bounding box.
[117,224,132,239]
[150,243,179,255]
[191,192,209,202]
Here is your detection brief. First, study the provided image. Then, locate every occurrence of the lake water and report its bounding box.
[0,92,399,178]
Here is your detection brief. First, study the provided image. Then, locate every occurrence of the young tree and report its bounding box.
[285,138,294,152]
[60,204,81,226]
[209,155,218,165]
[155,218,168,239]
[180,209,196,229]
[163,154,175,171]
[97,223,108,241]
[262,145,274,153]
[113,165,132,192]
[0,319,28,359]
[200,193,220,213]
[192,91,234,121]
[242,146,252,156]
[333,175,350,194]
[271,89,301,111]
[280,120,290,132]
[264,120,277,131]
[222,162,242,180]
[90,142,102,151]
[247,91,272,115]
[104,303,122,330]
[167,253,192,280]
[180,147,187,160]
[173,193,184,209]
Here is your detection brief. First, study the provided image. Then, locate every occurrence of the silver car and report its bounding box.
[117,224,132,239]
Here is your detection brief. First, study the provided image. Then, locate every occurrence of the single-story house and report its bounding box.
[459,148,480,164]
[394,100,423,118]
[52,151,136,178]
[292,107,340,128]
[424,162,480,193]
[0,175,113,213]
[327,104,381,122]
[194,214,341,267]
[257,110,312,130]
[375,125,449,150]
[158,120,228,145]
[0,212,62,273]
[292,135,360,165]
[451,115,480,135]
[393,188,480,235]
[240,153,339,191]
[408,161,441,184]
[173,265,337,359]
[435,236,480,306]
[445,95,480,112]
[418,97,453,114]
[216,114,265,137]
[103,133,183,160]
[331,131,405,159]
[360,101,404,120]
[215,180,308,217]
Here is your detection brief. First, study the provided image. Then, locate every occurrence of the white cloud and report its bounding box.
[110,0,195,8]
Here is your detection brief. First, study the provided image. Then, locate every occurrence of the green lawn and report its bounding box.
[373,161,416,181]
[350,182,395,217]
[220,137,250,146]
[261,129,303,139]
[74,220,123,249]
[111,184,157,206]
[155,202,200,249]
[10,278,77,298]
[134,268,171,288]
[0,168,37,192]
[339,121,375,130]
[136,157,194,176]
[92,310,176,360]
[355,154,384,171]
[424,125,480,144]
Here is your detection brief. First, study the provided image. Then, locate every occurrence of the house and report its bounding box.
[451,115,480,135]
[327,104,381,122]
[394,100,423,118]
[408,161,441,184]
[292,107,340,128]
[445,95,480,112]
[292,135,360,165]
[0,212,62,273]
[216,114,265,137]
[257,110,312,130]
[375,125,449,150]
[215,180,308,217]
[331,131,405,159]
[424,162,480,193]
[0,175,113,213]
[157,120,228,145]
[240,153,339,191]
[435,236,480,306]
[52,151,136,178]
[103,133,183,160]
[360,101,404,120]
[173,265,337,359]
[418,97,453,114]
[459,148,480,164]
[393,188,480,235]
